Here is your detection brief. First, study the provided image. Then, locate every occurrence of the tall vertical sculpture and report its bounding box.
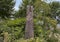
[25,5,34,39]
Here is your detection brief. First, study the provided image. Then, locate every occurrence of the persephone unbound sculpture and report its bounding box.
[25,5,34,39]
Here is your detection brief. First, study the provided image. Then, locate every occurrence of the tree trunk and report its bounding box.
[4,32,9,42]
[25,5,34,39]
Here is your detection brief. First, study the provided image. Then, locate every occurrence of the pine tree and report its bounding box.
[0,0,15,19]
[15,0,28,18]
[49,1,60,20]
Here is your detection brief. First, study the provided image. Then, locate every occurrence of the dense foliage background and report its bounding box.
[0,0,60,42]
